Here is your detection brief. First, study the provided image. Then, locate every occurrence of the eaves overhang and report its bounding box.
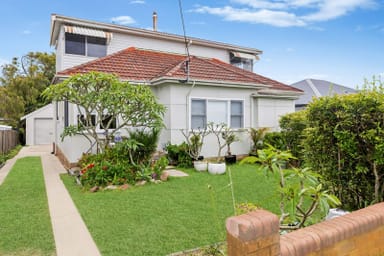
[149,77,271,90]
[252,89,303,100]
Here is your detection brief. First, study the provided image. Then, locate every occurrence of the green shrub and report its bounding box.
[304,78,384,209]
[165,142,192,168]
[80,161,135,187]
[127,128,160,165]
[77,127,164,187]
[263,132,286,151]
[0,145,22,166]
[249,127,269,154]
[280,110,307,165]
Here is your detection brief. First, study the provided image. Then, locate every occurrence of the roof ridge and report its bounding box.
[163,58,188,77]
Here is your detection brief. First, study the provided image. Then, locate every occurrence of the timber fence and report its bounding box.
[0,130,18,154]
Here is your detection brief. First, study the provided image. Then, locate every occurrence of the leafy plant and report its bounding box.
[151,156,169,180]
[262,132,286,151]
[235,202,260,215]
[181,127,210,161]
[79,160,134,187]
[127,128,160,165]
[221,126,239,156]
[279,110,307,166]
[241,145,341,229]
[249,127,269,153]
[202,244,224,256]
[164,142,192,167]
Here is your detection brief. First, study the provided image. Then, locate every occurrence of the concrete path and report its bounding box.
[0,145,101,256]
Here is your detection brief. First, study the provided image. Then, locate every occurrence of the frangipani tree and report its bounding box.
[43,72,166,152]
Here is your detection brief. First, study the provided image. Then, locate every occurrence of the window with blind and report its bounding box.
[190,99,244,129]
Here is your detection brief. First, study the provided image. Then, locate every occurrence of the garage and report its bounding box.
[21,104,54,145]
[34,118,53,145]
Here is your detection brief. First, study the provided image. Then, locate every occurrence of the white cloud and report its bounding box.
[195,6,306,27]
[302,0,376,22]
[230,0,321,9]
[22,30,32,35]
[194,0,378,27]
[110,16,136,25]
[130,0,145,4]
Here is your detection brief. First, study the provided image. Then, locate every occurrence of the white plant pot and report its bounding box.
[208,162,226,175]
[193,161,208,172]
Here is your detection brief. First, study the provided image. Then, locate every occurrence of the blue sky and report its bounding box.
[1,0,383,88]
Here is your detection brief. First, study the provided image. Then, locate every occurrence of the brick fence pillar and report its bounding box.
[226,209,280,256]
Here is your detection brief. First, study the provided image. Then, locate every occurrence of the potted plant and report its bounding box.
[222,126,239,164]
[207,122,227,174]
[181,127,210,171]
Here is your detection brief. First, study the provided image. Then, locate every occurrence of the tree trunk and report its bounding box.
[373,162,380,203]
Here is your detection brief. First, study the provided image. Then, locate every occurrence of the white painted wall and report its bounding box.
[56,27,230,72]
[155,83,256,158]
[110,33,228,61]
[54,85,296,163]
[253,97,295,130]
[24,104,54,145]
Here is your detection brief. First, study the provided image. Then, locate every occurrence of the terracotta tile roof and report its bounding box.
[57,47,301,92]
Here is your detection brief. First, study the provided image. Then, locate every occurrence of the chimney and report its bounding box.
[153,11,157,32]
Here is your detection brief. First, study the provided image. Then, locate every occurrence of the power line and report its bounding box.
[178,0,190,81]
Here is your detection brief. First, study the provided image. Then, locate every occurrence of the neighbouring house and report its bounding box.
[20,104,54,145]
[291,78,357,111]
[49,14,302,167]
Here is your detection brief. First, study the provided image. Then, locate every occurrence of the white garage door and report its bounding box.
[34,118,53,145]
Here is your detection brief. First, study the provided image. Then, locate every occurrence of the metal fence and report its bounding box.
[0,130,19,154]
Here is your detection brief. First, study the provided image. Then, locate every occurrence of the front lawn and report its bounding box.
[62,164,280,255]
[0,157,55,256]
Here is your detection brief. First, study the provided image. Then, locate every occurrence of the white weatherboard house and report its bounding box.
[49,14,302,167]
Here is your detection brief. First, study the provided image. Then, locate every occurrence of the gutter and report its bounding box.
[150,77,271,89]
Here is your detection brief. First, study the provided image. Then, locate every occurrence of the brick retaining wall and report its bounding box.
[226,202,384,256]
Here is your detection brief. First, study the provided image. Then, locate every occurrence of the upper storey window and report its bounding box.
[64,26,112,58]
[65,33,107,57]
[230,51,259,72]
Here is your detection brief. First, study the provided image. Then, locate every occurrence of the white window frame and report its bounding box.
[189,97,244,130]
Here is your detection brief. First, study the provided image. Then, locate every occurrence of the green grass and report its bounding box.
[62,164,281,255]
[0,157,55,256]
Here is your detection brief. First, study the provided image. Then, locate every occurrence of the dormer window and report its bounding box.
[64,26,112,58]
[230,51,259,72]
